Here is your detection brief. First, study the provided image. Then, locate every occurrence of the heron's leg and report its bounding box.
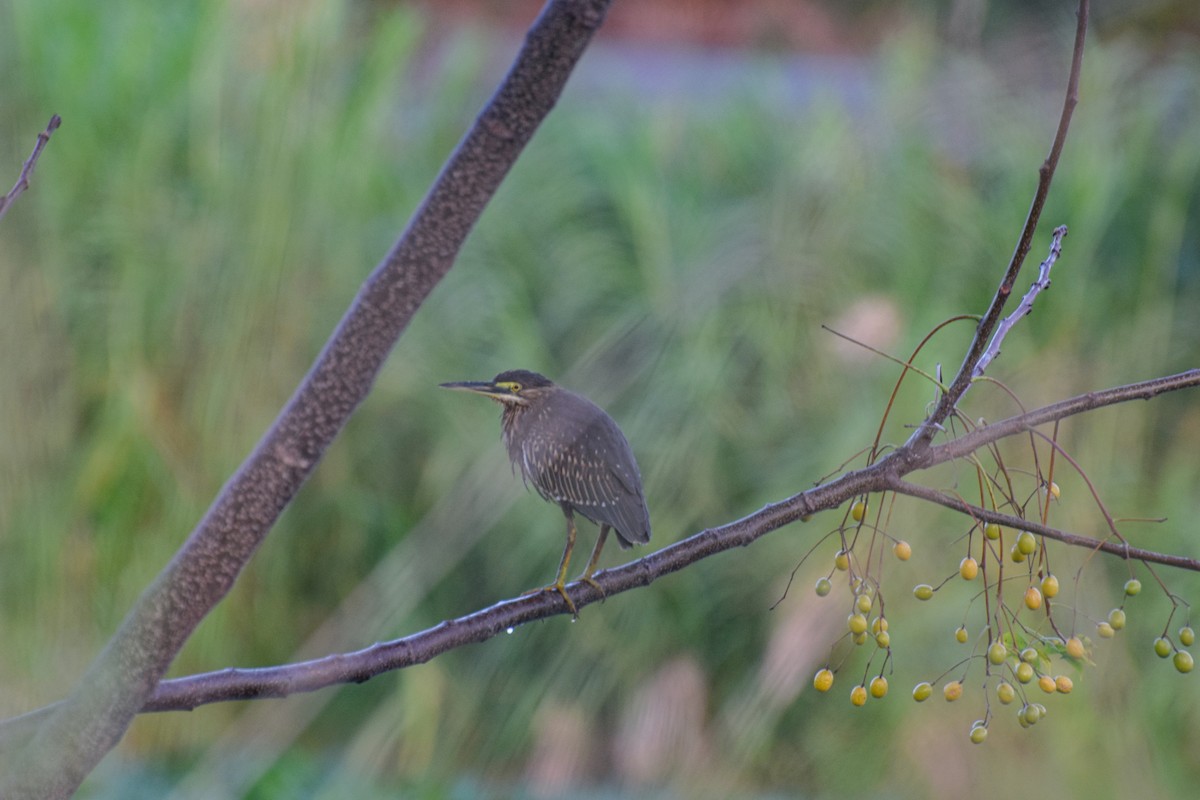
[577,524,610,597]
[528,507,577,616]
[520,509,582,615]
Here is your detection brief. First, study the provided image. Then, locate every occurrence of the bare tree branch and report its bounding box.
[0,3,613,796]
[1,367,1194,731]
[103,368,1200,707]
[887,480,1200,571]
[0,115,61,223]
[927,369,1200,466]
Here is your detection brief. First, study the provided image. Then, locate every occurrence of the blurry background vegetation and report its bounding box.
[1,0,1199,797]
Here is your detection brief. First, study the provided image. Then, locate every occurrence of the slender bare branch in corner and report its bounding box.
[0,115,61,223]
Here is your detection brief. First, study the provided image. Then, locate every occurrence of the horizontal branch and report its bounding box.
[1,365,1193,729]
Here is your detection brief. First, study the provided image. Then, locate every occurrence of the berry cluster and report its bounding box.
[809,494,1193,743]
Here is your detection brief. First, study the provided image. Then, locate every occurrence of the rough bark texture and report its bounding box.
[0,2,612,796]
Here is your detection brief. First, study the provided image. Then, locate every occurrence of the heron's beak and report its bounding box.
[439,380,524,404]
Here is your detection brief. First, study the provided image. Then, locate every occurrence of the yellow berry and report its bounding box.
[955,625,969,644]
[813,668,834,692]
[834,550,850,571]
[850,685,868,706]
[1010,545,1026,563]
[870,676,889,698]
[984,523,1001,541]
[1097,621,1115,639]
[852,631,869,646]
[1047,481,1061,500]
[943,681,963,702]
[912,682,933,702]
[1016,662,1035,684]
[1055,675,1073,693]
[1038,675,1056,694]
[875,630,891,648]
[996,681,1016,704]
[893,540,912,561]
[850,500,866,522]
[1041,574,1060,598]
[1066,636,1085,659]
[1180,626,1195,647]
[1016,531,1037,555]
[1108,608,1126,631]
[1154,637,1173,658]
[1022,704,1042,725]
[1175,651,1194,674]
[872,616,888,634]
[914,584,934,601]
[1020,647,1038,664]
[988,642,1007,665]
[1124,579,1142,596]
[856,593,873,614]
[969,723,988,744]
[814,577,833,597]
[1024,586,1043,610]
[848,613,868,635]
[960,557,979,581]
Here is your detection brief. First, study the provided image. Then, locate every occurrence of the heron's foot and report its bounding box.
[553,581,580,617]
[523,582,579,617]
[578,573,606,600]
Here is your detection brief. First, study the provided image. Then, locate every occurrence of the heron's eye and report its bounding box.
[500,381,521,393]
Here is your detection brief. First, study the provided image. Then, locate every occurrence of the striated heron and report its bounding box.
[440,370,651,615]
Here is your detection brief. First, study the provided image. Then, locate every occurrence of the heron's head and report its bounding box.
[439,369,556,407]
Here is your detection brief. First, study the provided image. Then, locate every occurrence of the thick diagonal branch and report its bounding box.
[0,3,612,796]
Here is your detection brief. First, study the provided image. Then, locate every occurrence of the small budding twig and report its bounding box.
[973,225,1068,380]
[0,115,62,223]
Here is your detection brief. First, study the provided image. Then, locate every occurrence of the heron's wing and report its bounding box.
[559,413,650,546]
[523,392,650,546]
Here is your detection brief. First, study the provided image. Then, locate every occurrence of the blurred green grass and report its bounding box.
[2,0,1200,797]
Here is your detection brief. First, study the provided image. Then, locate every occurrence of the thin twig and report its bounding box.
[908,0,1089,449]
[973,225,1068,379]
[0,115,61,223]
[926,369,1200,465]
[888,480,1200,571]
